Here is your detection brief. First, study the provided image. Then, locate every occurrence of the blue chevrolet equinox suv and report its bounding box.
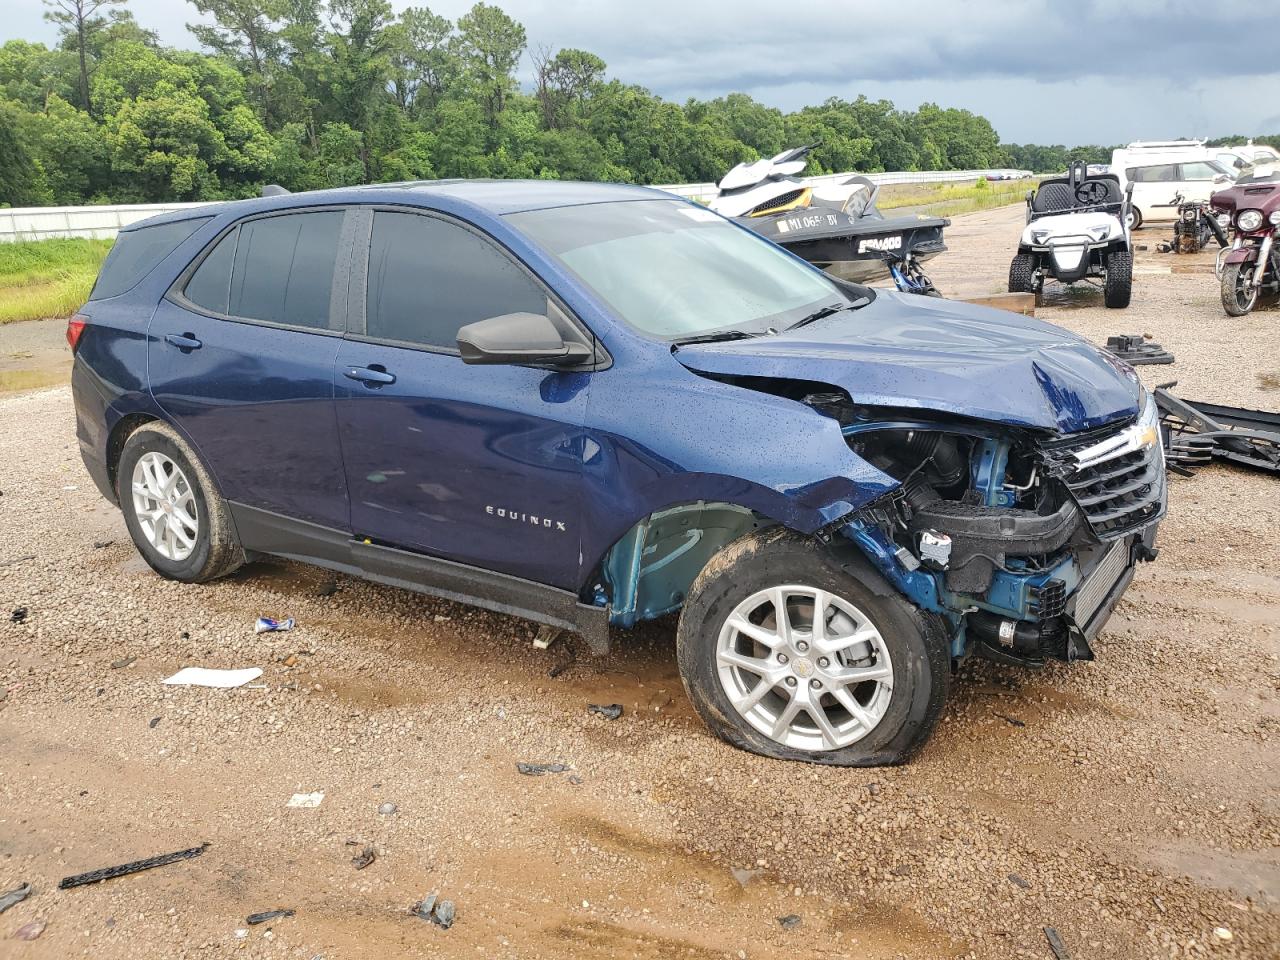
[71,180,1165,765]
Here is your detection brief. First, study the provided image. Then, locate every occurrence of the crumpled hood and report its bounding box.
[674,292,1141,434]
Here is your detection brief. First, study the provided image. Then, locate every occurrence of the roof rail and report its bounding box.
[1125,139,1206,150]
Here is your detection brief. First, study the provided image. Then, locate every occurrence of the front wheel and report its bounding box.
[1104,250,1133,308]
[676,528,949,766]
[1008,253,1035,293]
[1221,261,1259,317]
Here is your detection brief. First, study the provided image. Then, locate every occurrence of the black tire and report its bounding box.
[1104,250,1133,308]
[1008,253,1035,294]
[117,421,244,583]
[1220,261,1259,317]
[676,527,949,766]
[1128,206,1143,230]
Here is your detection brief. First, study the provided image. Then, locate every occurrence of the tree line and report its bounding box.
[1,0,1271,208]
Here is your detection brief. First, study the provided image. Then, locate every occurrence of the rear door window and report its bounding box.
[1180,162,1221,180]
[91,217,211,300]
[364,211,546,349]
[229,211,345,330]
[1130,165,1178,183]
[183,227,237,315]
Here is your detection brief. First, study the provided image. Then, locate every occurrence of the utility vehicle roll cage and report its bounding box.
[1026,160,1132,224]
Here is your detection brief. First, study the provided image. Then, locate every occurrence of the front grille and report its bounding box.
[750,188,806,216]
[1044,420,1166,540]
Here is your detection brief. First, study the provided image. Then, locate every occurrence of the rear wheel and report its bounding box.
[1104,250,1133,308]
[1128,207,1143,230]
[117,421,244,583]
[1220,261,1259,317]
[676,528,948,766]
[1008,253,1036,294]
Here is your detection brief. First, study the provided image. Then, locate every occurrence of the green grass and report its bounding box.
[877,178,1035,217]
[0,238,113,325]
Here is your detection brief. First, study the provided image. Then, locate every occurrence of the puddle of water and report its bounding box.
[0,367,67,394]
[1037,284,1101,310]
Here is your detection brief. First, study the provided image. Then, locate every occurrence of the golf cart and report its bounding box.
[1009,161,1134,308]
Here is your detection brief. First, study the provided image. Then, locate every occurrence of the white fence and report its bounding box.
[0,168,1031,242]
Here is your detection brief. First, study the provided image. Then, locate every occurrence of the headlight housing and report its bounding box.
[1089,224,1112,241]
[1030,229,1049,245]
[1238,209,1264,231]
[1270,211,1280,226]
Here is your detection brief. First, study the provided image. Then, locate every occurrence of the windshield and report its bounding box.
[506,199,847,338]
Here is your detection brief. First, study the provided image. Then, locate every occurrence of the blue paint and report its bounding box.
[966,556,1080,620]
[970,439,1015,508]
[72,180,1148,627]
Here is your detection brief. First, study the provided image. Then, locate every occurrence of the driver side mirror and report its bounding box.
[457,310,593,367]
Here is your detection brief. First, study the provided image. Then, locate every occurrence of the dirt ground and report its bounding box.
[1,204,1277,959]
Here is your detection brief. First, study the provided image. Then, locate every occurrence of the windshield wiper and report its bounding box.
[786,296,871,332]
[670,329,763,347]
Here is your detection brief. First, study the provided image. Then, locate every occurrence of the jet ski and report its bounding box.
[709,145,950,295]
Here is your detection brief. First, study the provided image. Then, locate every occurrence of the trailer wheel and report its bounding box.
[1008,254,1035,294]
[1104,251,1132,308]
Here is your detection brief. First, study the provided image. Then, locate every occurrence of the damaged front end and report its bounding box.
[822,390,1166,667]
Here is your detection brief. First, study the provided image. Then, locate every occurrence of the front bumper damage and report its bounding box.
[836,401,1166,668]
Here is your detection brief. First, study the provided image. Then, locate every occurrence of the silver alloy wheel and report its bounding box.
[131,451,198,562]
[716,584,894,751]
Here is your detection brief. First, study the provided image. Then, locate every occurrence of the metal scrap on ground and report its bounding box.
[1044,925,1072,959]
[1105,334,1174,365]
[58,843,209,889]
[587,703,623,720]
[516,761,570,776]
[162,667,263,688]
[1156,384,1280,476]
[0,882,32,914]
[246,909,294,925]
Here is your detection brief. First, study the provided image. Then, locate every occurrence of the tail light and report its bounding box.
[66,314,88,352]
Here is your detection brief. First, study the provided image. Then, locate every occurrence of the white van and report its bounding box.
[1110,143,1234,228]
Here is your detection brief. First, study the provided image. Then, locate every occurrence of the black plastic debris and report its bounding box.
[58,843,209,889]
[516,762,569,776]
[994,713,1026,728]
[777,914,802,930]
[0,882,32,914]
[414,892,455,929]
[10,607,28,624]
[246,909,294,925]
[148,716,161,728]
[92,540,114,549]
[1044,926,1071,959]
[1105,334,1174,366]
[588,703,623,720]
[110,656,136,670]
[1157,384,1280,476]
[1008,873,1031,889]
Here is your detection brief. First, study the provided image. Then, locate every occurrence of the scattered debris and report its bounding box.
[532,625,562,650]
[567,774,583,785]
[287,792,324,809]
[316,580,338,597]
[0,555,35,568]
[162,667,263,688]
[378,802,397,816]
[414,893,455,928]
[1156,384,1280,476]
[548,643,577,678]
[93,540,114,549]
[110,655,136,670]
[1105,334,1174,366]
[1008,872,1031,890]
[10,607,27,624]
[246,909,294,925]
[868,782,881,796]
[1213,926,1233,942]
[148,716,161,728]
[58,842,209,889]
[994,713,1026,728]
[516,762,570,776]
[889,864,913,876]
[11,920,45,941]
[0,882,32,914]
[777,914,802,930]
[1153,896,1166,913]
[349,843,376,870]
[255,617,295,634]
[1043,926,1071,960]
[588,703,623,720]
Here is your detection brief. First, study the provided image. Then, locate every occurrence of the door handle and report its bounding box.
[165,333,202,350]
[344,365,396,386]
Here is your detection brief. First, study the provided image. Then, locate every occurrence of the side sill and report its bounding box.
[229,503,612,653]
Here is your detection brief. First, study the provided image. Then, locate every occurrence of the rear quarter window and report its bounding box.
[90,217,211,300]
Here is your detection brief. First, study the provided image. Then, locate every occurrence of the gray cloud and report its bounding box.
[5,0,1278,145]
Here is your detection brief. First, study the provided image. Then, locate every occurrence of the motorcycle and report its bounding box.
[1211,174,1280,316]
[709,145,950,295]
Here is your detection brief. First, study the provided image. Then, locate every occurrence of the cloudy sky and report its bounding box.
[7,0,1279,145]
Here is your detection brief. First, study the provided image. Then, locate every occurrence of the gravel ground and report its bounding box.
[1,204,1278,959]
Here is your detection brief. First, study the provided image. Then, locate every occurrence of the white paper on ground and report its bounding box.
[287,791,324,808]
[162,667,263,688]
